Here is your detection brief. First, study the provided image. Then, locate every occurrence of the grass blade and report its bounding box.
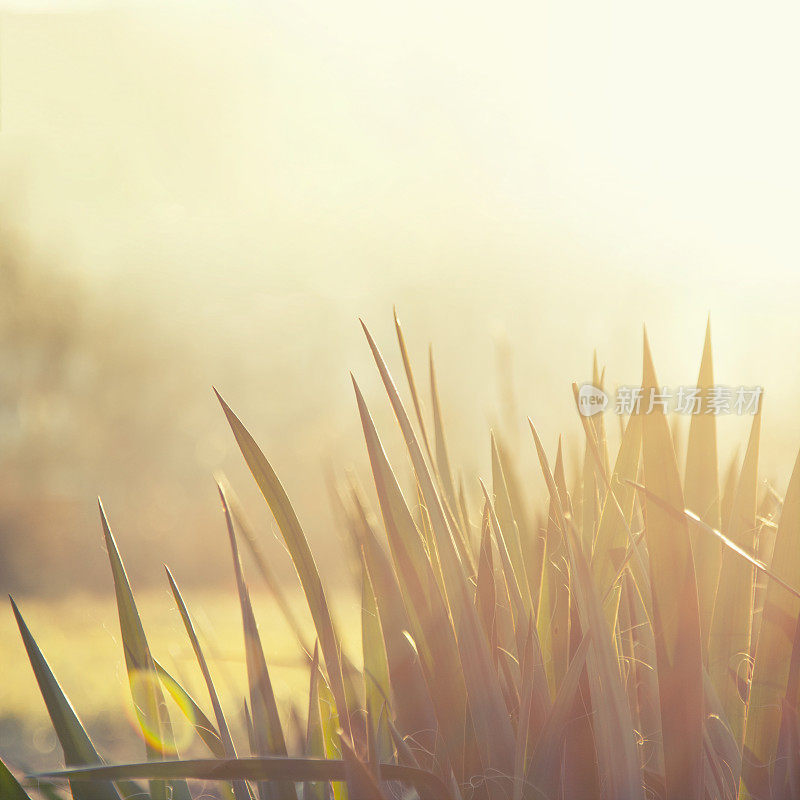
[352,374,470,780]
[361,321,516,781]
[1,757,33,800]
[9,599,123,800]
[708,411,760,750]
[361,559,393,768]
[215,391,351,745]
[219,485,296,800]
[742,447,800,799]
[36,759,455,800]
[565,526,644,799]
[640,332,704,800]
[166,567,251,800]
[99,502,191,800]
[684,319,721,653]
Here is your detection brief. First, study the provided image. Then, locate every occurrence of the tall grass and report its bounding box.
[3,316,799,800]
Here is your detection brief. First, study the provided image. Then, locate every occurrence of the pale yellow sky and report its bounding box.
[1,0,799,504]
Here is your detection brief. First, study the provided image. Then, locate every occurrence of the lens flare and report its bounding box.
[123,668,196,754]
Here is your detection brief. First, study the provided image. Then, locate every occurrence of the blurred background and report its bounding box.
[2,0,800,772]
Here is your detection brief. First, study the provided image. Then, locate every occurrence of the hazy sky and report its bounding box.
[2,0,800,524]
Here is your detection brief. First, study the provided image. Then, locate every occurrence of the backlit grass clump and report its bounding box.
[3,315,799,800]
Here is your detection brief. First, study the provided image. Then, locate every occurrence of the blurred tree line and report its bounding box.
[0,225,230,596]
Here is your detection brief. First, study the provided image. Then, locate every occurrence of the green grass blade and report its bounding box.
[166,568,251,800]
[217,475,313,657]
[9,598,123,800]
[219,486,296,800]
[99,501,191,800]
[215,390,351,746]
[1,757,33,800]
[361,560,393,769]
[304,644,331,800]
[153,659,224,758]
[35,759,456,800]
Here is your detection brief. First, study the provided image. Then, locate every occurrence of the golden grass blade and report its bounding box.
[526,632,592,798]
[480,481,528,642]
[429,347,457,513]
[720,451,740,536]
[627,483,800,601]
[592,413,642,602]
[340,736,391,800]
[360,322,516,780]
[215,390,351,745]
[495,436,540,603]
[709,412,760,750]
[565,525,645,799]
[352,375,470,779]
[702,669,741,800]
[640,332,704,800]
[490,434,532,613]
[513,617,551,800]
[99,502,191,800]
[742,448,800,799]
[684,319,722,652]
[772,618,800,799]
[622,571,664,780]
[475,505,498,657]
[393,307,434,464]
[530,426,574,691]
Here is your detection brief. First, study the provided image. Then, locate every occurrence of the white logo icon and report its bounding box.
[577,384,608,417]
